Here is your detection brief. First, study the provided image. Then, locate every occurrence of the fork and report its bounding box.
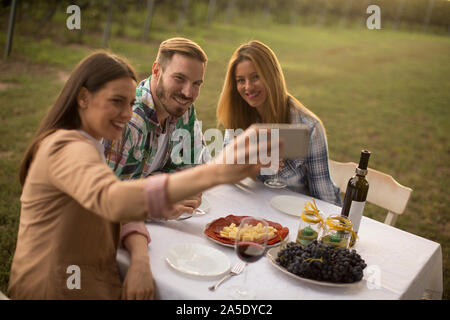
[209,261,247,291]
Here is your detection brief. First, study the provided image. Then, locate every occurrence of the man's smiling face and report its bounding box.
[154,53,205,118]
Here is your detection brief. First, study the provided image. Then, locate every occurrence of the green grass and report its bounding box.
[0,21,449,299]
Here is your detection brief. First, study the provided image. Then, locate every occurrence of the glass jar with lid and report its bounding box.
[320,215,356,249]
[296,200,324,246]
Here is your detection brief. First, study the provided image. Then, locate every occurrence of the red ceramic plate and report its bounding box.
[204,215,289,247]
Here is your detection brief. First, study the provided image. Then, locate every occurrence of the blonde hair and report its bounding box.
[156,37,207,70]
[217,40,321,130]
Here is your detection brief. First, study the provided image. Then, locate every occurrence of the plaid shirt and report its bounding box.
[104,76,210,180]
[224,99,342,206]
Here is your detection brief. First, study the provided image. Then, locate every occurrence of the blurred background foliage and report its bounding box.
[1,0,449,43]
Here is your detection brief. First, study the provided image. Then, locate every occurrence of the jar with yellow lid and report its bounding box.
[296,199,324,246]
[320,215,357,249]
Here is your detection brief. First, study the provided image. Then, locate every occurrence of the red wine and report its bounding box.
[236,242,265,263]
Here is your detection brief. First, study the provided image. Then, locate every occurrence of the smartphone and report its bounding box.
[252,123,311,159]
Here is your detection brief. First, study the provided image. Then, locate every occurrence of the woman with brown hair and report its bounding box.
[8,51,269,299]
[217,40,341,206]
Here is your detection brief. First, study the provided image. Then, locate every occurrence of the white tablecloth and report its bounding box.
[116,179,443,300]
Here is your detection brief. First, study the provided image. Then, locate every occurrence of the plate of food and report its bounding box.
[204,215,289,248]
[266,241,366,287]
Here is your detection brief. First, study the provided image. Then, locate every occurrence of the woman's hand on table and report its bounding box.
[122,233,155,300]
[122,258,155,300]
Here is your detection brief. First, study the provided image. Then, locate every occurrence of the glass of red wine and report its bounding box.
[231,216,269,299]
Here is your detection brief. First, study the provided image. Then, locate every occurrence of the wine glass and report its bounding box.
[231,217,269,299]
[263,164,287,189]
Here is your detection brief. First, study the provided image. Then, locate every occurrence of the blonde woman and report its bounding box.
[217,40,341,206]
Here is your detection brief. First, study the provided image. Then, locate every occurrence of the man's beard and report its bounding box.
[155,75,191,118]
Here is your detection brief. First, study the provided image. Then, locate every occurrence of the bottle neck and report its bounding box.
[355,167,368,176]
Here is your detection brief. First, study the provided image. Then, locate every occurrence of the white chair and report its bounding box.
[328,160,413,227]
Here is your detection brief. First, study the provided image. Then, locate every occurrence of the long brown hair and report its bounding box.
[19,51,137,185]
[217,40,321,130]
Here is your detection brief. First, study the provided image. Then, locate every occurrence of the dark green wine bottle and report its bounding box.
[340,150,371,233]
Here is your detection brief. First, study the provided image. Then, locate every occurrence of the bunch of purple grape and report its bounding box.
[276,240,367,283]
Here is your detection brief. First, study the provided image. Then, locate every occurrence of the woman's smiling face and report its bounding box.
[78,77,136,141]
[235,59,267,115]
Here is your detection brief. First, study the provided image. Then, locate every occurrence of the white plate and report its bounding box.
[270,195,308,217]
[266,246,361,287]
[166,243,230,277]
[199,198,211,212]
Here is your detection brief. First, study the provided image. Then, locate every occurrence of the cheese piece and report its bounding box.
[219,222,278,241]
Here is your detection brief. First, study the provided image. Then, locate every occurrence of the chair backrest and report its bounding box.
[328,160,413,226]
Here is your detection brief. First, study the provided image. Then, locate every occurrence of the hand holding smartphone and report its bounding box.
[252,123,310,159]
